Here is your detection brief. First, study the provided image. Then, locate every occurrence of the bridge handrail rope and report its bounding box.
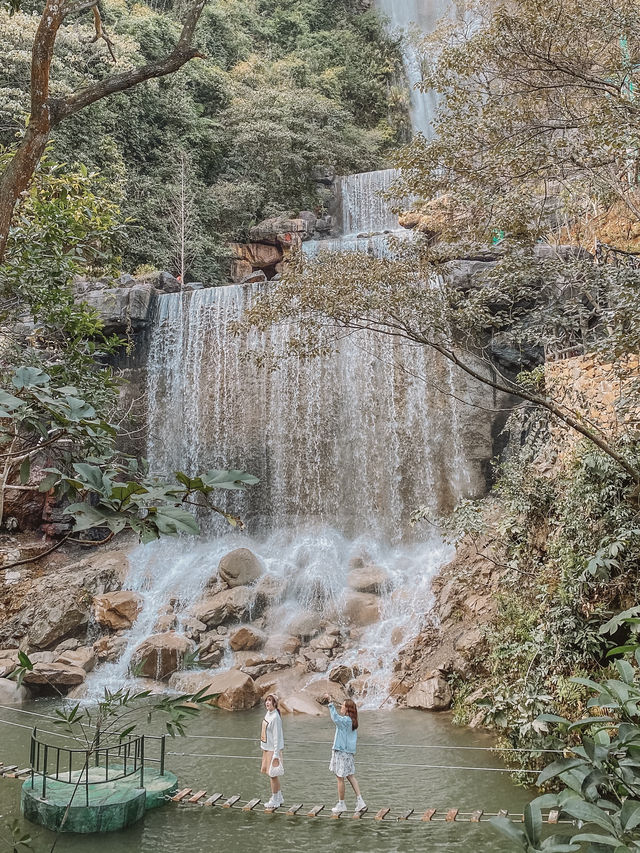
[0,705,564,754]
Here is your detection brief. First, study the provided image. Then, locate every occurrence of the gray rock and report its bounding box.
[0,677,28,706]
[218,548,263,588]
[405,676,452,711]
[156,271,181,293]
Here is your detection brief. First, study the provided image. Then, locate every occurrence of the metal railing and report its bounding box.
[29,728,166,806]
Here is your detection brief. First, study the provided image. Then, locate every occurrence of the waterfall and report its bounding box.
[376,0,454,137]
[86,0,497,707]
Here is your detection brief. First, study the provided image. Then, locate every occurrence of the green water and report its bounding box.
[0,702,534,852]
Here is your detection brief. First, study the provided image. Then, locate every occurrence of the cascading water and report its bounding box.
[86,1,495,707]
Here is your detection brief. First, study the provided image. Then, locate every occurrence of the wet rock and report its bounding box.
[93,591,143,631]
[342,592,380,627]
[301,678,346,705]
[56,639,80,652]
[241,270,268,284]
[218,548,263,588]
[54,646,96,673]
[182,618,207,641]
[0,677,28,705]
[253,664,308,698]
[310,633,339,652]
[347,565,389,595]
[23,662,86,689]
[191,586,255,627]
[329,665,356,686]
[254,575,288,608]
[229,626,266,652]
[131,632,195,681]
[405,676,452,711]
[288,612,322,640]
[279,693,324,716]
[169,668,260,711]
[93,635,127,663]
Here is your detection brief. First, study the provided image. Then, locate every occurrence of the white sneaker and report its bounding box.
[275,791,284,805]
[354,796,367,813]
[264,797,277,809]
[331,800,347,814]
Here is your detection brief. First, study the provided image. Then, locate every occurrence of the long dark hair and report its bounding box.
[265,693,281,716]
[344,699,358,731]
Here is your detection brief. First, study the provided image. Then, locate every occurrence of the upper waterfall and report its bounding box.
[376,0,453,137]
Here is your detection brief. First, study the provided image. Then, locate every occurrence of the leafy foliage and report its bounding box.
[0,0,405,281]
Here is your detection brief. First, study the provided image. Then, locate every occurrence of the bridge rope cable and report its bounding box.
[164,749,541,774]
[0,705,564,755]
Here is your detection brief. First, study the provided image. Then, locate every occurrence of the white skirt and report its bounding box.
[329,749,356,777]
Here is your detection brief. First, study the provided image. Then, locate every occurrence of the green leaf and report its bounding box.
[12,366,49,389]
[489,816,528,848]
[537,758,588,786]
[524,802,542,847]
[561,800,616,832]
[19,455,30,485]
[38,471,59,493]
[570,833,620,846]
[17,651,33,670]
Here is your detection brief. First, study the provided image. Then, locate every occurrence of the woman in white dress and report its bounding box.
[260,693,285,808]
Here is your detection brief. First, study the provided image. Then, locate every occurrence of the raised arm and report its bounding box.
[328,702,351,729]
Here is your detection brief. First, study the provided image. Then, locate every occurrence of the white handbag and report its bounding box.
[268,757,284,778]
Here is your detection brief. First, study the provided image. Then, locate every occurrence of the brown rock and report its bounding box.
[287,612,322,639]
[93,635,127,663]
[0,659,16,678]
[191,586,255,627]
[300,678,346,705]
[24,662,86,688]
[131,632,194,680]
[328,665,356,686]
[55,646,96,673]
[405,676,452,711]
[347,565,389,595]
[310,633,339,652]
[454,628,485,655]
[230,260,252,283]
[279,693,324,716]
[169,668,259,711]
[229,626,266,652]
[342,592,380,627]
[254,574,288,608]
[93,590,143,631]
[230,243,283,268]
[218,548,263,588]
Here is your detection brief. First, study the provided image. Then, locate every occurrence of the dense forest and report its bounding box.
[1,0,406,280]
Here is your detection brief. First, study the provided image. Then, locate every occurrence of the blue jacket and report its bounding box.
[328,702,357,754]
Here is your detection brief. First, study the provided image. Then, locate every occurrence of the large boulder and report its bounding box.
[93,635,128,663]
[0,677,28,705]
[169,669,259,711]
[342,592,380,627]
[230,242,283,268]
[405,676,452,711]
[229,626,266,652]
[131,632,194,681]
[347,565,389,595]
[287,612,322,640]
[23,662,86,688]
[54,646,96,673]
[218,548,263,588]
[254,574,288,608]
[29,605,89,650]
[191,586,255,628]
[279,693,324,716]
[93,591,143,630]
[300,678,346,705]
[248,216,314,246]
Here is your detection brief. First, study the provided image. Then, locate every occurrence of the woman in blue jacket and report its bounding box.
[324,695,366,814]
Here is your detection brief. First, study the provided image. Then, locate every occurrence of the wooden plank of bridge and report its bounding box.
[353,806,368,820]
[171,788,192,803]
[548,809,560,825]
[0,767,18,776]
[222,795,240,808]
[446,809,459,823]
[397,809,414,821]
[286,803,303,816]
[187,791,207,804]
[307,805,324,818]
[7,768,30,779]
[375,808,391,821]
[243,798,261,812]
[203,793,222,807]
[421,809,437,822]
[470,810,484,823]
[498,810,508,819]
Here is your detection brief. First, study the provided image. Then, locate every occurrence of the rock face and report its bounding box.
[93,590,143,630]
[229,626,266,652]
[170,669,260,711]
[131,632,194,680]
[55,646,96,673]
[405,676,452,711]
[218,549,263,588]
[191,586,256,628]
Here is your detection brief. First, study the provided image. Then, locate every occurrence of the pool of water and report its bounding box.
[0,701,535,853]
